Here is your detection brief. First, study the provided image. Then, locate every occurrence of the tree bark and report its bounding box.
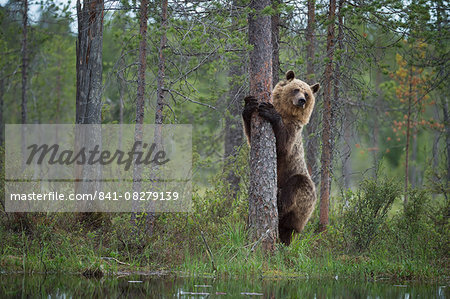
[0,78,3,212]
[305,0,320,185]
[224,62,244,196]
[373,66,382,177]
[224,0,245,198]
[75,0,104,189]
[131,0,148,225]
[442,97,450,189]
[76,0,104,125]
[0,79,4,148]
[305,0,316,82]
[118,58,125,129]
[21,0,28,169]
[143,0,168,231]
[117,58,125,182]
[432,105,440,177]
[21,0,28,125]
[404,66,412,204]
[319,0,336,233]
[342,114,352,190]
[155,0,167,127]
[135,0,147,128]
[332,0,343,182]
[411,130,417,188]
[247,0,278,252]
[336,0,351,191]
[75,0,104,221]
[271,0,280,86]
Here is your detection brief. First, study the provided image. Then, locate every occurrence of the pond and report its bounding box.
[0,273,447,298]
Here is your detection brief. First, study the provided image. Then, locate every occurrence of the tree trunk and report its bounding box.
[224,0,245,198]
[154,0,166,148]
[0,78,3,212]
[337,0,350,190]
[135,0,147,128]
[155,0,167,127]
[271,0,280,86]
[131,0,148,225]
[247,0,278,252]
[332,0,343,183]
[411,130,417,188]
[404,67,412,204]
[21,0,28,125]
[373,67,382,177]
[305,0,316,82]
[305,0,320,185]
[442,97,450,189]
[144,0,168,231]
[224,61,244,196]
[76,0,103,125]
[117,58,124,182]
[319,0,336,233]
[75,0,104,221]
[342,113,352,191]
[21,0,28,168]
[118,58,125,129]
[0,78,4,148]
[432,105,440,173]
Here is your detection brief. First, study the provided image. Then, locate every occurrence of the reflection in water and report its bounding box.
[0,274,447,298]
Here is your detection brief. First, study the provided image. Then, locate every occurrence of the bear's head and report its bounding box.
[272,70,320,125]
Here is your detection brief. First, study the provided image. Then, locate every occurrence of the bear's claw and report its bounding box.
[258,102,274,109]
[258,102,280,123]
[243,96,259,116]
[244,95,258,104]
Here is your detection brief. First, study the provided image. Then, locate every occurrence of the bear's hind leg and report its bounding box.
[278,174,316,242]
[279,214,295,246]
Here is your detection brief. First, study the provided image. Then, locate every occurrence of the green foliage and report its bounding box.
[1,174,448,281]
[341,177,401,252]
[375,188,449,261]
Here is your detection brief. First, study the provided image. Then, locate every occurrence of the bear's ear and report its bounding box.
[310,83,320,94]
[286,70,295,81]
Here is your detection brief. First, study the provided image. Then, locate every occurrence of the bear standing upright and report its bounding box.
[242,70,320,245]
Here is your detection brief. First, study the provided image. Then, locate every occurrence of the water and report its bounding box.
[0,274,447,298]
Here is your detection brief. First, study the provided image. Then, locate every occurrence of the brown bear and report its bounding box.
[242,70,320,245]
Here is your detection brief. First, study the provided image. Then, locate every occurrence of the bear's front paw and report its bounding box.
[258,102,280,122]
[243,96,259,118]
[244,95,258,105]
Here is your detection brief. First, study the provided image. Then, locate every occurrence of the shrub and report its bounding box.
[383,188,448,260]
[341,177,401,252]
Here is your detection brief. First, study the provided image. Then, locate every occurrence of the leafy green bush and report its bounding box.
[380,188,449,261]
[341,177,401,252]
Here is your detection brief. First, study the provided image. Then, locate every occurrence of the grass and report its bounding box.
[0,173,448,283]
[177,220,447,282]
[1,216,446,283]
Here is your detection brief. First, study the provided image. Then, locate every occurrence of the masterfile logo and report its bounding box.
[5,124,192,213]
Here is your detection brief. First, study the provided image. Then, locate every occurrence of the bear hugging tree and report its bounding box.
[243,70,320,245]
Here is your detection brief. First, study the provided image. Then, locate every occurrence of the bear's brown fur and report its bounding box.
[242,70,320,245]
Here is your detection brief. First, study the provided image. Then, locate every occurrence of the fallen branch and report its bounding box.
[101,257,130,266]
[245,229,271,261]
[200,230,217,272]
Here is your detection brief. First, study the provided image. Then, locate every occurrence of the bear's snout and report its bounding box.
[295,98,306,108]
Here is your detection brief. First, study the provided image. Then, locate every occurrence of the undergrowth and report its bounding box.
[0,148,448,282]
